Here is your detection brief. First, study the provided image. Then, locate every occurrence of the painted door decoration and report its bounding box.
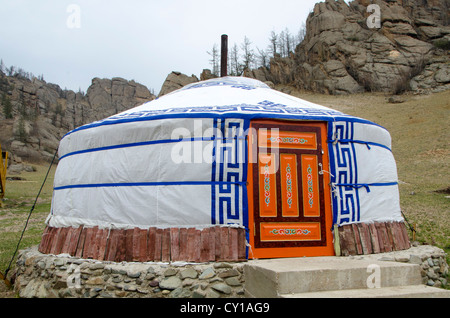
[248,121,334,258]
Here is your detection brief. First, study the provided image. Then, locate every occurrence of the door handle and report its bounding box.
[318,163,334,177]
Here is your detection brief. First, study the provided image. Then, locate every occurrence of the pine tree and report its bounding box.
[1,93,12,119]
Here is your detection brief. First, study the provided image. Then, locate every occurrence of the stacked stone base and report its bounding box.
[15,246,246,298]
[13,244,448,298]
[39,225,247,263]
[337,221,411,256]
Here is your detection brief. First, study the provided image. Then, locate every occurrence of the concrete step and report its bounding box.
[281,285,450,298]
[243,256,450,298]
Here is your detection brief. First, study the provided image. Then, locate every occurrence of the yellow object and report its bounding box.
[0,144,11,286]
[0,143,8,203]
[0,271,11,289]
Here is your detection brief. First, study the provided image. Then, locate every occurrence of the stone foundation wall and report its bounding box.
[354,243,449,289]
[14,246,246,298]
[13,244,448,298]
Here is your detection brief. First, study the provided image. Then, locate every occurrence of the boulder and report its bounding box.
[419,26,444,39]
[434,65,450,83]
[309,10,346,36]
[200,69,217,81]
[158,71,199,97]
[87,78,112,109]
[134,83,153,100]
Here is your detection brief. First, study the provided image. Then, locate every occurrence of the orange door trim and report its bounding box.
[247,120,335,259]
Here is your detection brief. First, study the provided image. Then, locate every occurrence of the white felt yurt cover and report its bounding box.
[47,76,402,232]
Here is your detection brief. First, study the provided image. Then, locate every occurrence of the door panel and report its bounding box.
[258,153,277,217]
[258,130,317,150]
[280,154,299,217]
[301,154,321,217]
[259,222,322,242]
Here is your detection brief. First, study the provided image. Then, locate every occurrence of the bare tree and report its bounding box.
[284,28,292,56]
[257,47,269,68]
[241,36,255,70]
[296,22,307,46]
[269,30,278,57]
[278,30,286,57]
[230,43,243,76]
[207,44,220,76]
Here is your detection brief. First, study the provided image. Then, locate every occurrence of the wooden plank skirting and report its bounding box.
[38,225,247,263]
[338,221,411,256]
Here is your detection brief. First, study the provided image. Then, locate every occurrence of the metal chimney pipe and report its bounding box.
[220,34,228,77]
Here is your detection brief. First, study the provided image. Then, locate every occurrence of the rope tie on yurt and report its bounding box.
[1,148,58,287]
[401,210,417,237]
[330,130,339,146]
[245,239,254,259]
[327,137,392,152]
[331,182,398,193]
[330,183,339,198]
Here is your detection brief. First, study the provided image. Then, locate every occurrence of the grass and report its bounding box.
[0,89,449,293]
[0,165,56,276]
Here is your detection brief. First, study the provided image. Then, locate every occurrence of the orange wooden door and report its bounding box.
[248,120,334,258]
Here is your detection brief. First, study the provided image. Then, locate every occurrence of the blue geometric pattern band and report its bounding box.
[329,121,361,225]
[211,118,247,227]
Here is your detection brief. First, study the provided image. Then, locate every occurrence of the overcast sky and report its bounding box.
[0,0,320,95]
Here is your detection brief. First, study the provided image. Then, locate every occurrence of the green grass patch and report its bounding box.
[1,164,55,277]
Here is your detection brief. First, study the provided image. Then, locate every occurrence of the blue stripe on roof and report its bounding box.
[59,137,215,160]
[62,110,386,141]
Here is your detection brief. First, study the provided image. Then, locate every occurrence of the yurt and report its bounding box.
[39,76,410,262]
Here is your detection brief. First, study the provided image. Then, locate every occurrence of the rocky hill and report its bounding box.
[0,73,155,170]
[246,0,450,94]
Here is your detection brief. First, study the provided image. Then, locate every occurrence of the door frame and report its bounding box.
[247,120,335,259]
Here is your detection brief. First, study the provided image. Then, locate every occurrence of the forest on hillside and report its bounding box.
[206,24,306,76]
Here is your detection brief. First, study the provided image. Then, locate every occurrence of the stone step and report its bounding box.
[281,285,450,298]
[244,256,435,298]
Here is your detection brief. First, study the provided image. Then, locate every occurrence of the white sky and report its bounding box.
[0,0,319,94]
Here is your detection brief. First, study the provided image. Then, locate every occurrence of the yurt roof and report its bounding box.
[63,76,384,139]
